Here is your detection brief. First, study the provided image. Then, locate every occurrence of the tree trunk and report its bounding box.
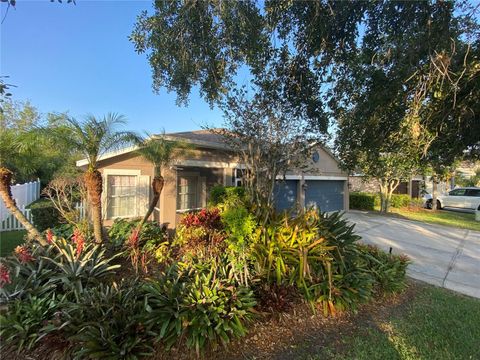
[379,181,388,213]
[379,179,400,213]
[85,169,104,243]
[432,174,438,211]
[137,175,164,231]
[0,167,47,246]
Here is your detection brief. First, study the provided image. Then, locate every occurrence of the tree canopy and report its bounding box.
[131,0,479,168]
[0,100,80,184]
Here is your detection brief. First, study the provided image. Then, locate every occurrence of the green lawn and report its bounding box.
[0,230,27,257]
[388,207,480,232]
[305,285,480,360]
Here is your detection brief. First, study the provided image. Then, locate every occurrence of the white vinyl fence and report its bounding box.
[1,205,33,232]
[1,201,86,233]
[0,179,40,226]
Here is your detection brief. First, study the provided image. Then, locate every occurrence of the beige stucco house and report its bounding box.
[76,130,349,229]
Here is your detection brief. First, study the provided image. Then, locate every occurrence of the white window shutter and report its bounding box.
[136,175,151,217]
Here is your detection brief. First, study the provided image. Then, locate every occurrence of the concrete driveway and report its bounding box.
[345,211,480,299]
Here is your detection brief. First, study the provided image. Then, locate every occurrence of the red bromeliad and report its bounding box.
[0,263,11,288]
[128,228,140,249]
[46,229,54,243]
[72,228,85,257]
[14,245,35,263]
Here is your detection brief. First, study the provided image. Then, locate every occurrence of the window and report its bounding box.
[449,189,466,196]
[107,175,137,218]
[177,176,198,211]
[466,189,480,197]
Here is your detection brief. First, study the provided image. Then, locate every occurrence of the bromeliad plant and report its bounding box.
[0,293,66,352]
[252,209,379,314]
[61,280,153,360]
[0,244,58,303]
[45,235,120,298]
[143,262,257,355]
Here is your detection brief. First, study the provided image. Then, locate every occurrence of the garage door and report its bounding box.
[274,180,298,211]
[305,180,345,212]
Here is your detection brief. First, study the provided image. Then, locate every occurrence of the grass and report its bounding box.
[388,207,480,232]
[304,285,480,360]
[0,230,27,257]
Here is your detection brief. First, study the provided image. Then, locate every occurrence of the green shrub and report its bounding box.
[28,199,62,232]
[63,281,153,359]
[144,263,256,355]
[349,192,377,210]
[49,223,75,239]
[0,294,65,352]
[252,209,408,314]
[350,192,414,210]
[359,244,410,293]
[221,203,257,285]
[208,185,246,206]
[108,218,166,249]
[390,194,412,208]
[174,208,226,259]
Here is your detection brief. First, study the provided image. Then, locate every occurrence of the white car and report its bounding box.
[425,187,480,211]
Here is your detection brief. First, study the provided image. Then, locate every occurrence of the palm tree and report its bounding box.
[135,134,187,229]
[67,113,137,243]
[0,128,47,245]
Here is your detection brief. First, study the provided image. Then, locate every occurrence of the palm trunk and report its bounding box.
[137,175,164,230]
[0,167,47,246]
[85,169,104,243]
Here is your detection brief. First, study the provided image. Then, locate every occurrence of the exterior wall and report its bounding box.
[349,176,423,198]
[91,143,349,227]
[160,166,224,229]
[349,176,380,193]
[285,146,348,177]
[95,153,155,226]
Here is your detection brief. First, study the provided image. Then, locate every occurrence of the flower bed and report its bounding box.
[0,188,409,358]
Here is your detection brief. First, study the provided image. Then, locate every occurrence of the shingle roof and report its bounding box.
[161,129,229,148]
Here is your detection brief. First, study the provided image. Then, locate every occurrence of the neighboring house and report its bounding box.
[349,175,424,198]
[76,130,349,229]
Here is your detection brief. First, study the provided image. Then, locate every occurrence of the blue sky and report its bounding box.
[1,0,224,133]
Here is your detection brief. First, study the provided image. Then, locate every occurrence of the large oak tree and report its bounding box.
[131,1,479,211]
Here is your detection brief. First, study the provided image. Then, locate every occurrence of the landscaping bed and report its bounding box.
[0,188,410,359]
[3,279,479,360]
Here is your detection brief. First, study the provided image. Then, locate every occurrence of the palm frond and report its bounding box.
[65,113,137,170]
[134,132,192,173]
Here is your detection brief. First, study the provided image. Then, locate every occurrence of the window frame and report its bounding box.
[103,169,141,220]
[176,174,200,212]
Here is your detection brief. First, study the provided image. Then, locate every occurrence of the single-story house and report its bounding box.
[76,130,349,229]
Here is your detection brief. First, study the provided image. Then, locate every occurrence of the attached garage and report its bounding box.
[274,180,298,211]
[305,180,345,212]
